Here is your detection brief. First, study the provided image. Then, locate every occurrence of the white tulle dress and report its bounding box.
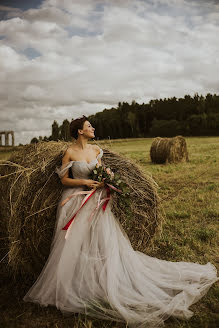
[23,147,219,328]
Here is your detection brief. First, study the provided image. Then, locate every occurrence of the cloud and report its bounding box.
[0,5,21,12]
[0,0,218,145]
[0,5,23,20]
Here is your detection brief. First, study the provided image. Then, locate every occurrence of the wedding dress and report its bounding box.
[23,147,218,328]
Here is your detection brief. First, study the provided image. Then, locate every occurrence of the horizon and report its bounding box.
[0,0,219,145]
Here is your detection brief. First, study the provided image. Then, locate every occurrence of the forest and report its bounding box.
[31,93,219,143]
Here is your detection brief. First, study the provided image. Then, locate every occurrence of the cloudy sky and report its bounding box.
[0,0,218,145]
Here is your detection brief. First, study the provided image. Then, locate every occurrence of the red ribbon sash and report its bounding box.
[62,186,111,232]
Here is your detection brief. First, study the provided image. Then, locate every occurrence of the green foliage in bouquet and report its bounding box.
[88,165,131,219]
[89,165,130,196]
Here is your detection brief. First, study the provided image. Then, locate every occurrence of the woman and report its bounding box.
[23,115,218,328]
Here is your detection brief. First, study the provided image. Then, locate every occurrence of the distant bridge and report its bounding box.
[0,131,15,146]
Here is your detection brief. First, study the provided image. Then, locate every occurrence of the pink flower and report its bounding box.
[106,167,111,175]
[106,167,114,179]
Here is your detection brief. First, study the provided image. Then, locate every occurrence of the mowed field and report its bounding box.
[0,137,219,328]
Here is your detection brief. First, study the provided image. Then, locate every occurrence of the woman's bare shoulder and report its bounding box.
[66,145,78,152]
[63,144,99,161]
[63,145,78,160]
[92,144,101,154]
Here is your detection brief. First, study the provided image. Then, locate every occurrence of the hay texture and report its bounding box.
[150,136,189,164]
[0,141,163,280]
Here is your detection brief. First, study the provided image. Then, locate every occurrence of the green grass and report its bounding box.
[0,151,14,160]
[1,137,219,328]
[0,146,23,160]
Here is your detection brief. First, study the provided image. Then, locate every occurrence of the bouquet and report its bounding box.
[88,163,130,197]
[86,163,132,222]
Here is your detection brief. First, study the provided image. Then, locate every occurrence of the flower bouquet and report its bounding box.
[87,163,131,220]
[88,163,130,197]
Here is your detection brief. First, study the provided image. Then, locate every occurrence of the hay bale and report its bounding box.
[0,142,66,279]
[150,136,189,164]
[0,141,163,280]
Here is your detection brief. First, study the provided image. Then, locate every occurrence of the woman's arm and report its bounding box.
[93,144,102,167]
[60,149,86,187]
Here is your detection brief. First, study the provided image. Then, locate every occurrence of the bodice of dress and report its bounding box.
[71,160,97,179]
[55,148,103,179]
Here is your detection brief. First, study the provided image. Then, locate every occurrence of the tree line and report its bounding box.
[31,92,219,143]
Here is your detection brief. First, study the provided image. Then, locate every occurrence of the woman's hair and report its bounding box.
[69,115,88,139]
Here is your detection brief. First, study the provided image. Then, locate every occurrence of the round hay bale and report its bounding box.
[0,141,163,280]
[150,135,189,164]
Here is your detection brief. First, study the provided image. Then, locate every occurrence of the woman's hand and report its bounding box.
[84,179,104,189]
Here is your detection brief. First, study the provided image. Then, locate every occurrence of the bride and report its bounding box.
[23,115,218,328]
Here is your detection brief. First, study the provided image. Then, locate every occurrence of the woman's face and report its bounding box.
[80,120,95,139]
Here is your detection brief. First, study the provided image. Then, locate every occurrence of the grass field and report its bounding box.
[1,137,219,328]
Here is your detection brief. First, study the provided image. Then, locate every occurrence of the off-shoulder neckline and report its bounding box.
[70,148,103,165]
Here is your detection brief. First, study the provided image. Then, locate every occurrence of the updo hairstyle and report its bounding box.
[69,115,88,140]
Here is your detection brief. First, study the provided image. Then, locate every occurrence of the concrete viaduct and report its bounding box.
[0,131,15,146]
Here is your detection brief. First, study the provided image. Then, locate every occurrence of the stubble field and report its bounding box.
[0,137,218,328]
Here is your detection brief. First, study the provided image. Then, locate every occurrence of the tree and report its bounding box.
[30,137,39,144]
[60,119,70,141]
[149,119,183,137]
[84,92,219,139]
[52,120,59,141]
[127,111,137,137]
